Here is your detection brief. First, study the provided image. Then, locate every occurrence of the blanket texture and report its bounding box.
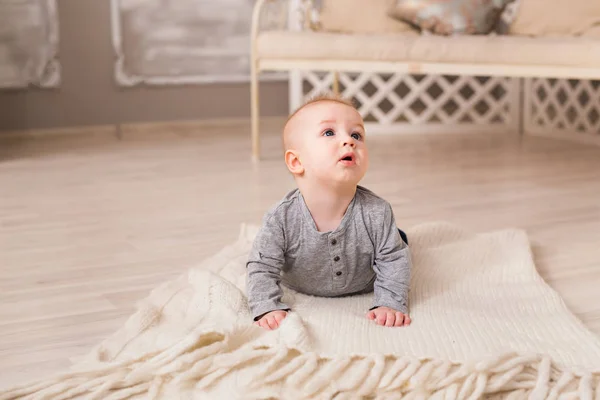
[2,222,600,399]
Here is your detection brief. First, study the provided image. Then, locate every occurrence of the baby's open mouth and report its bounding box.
[339,153,356,163]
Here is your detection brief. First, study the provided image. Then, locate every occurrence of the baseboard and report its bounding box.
[524,128,600,147]
[0,116,287,141]
[0,125,118,140]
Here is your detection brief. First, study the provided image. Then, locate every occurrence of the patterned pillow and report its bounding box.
[494,0,520,34]
[388,0,515,35]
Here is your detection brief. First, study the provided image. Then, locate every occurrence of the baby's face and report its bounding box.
[288,101,369,187]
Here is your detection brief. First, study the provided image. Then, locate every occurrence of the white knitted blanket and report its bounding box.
[2,222,600,399]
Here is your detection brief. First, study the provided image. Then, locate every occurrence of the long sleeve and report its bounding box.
[371,204,412,314]
[246,213,291,320]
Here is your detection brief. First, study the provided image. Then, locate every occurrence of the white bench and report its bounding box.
[249,0,600,160]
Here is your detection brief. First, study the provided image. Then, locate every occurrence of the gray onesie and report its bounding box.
[246,185,412,321]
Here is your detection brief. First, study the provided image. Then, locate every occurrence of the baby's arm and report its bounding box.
[246,214,290,329]
[370,204,412,327]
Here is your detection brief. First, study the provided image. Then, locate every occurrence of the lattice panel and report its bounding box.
[291,71,520,134]
[524,78,600,141]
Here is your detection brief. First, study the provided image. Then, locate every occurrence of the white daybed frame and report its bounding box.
[249,0,600,160]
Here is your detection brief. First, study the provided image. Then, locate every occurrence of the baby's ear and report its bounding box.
[284,150,304,175]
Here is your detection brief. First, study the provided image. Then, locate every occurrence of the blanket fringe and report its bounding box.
[1,330,599,400]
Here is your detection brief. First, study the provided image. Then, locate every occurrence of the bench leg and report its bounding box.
[332,71,340,95]
[251,63,260,162]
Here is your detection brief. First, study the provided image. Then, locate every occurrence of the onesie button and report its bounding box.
[333,256,340,262]
[336,271,342,276]
[331,239,337,245]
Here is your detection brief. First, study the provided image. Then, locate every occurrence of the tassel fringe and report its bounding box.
[1,329,599,400]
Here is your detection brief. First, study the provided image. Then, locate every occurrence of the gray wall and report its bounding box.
[0,0,288,132]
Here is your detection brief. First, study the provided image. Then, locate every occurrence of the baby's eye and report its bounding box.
[351,132,362,140]
[323,129,335,137]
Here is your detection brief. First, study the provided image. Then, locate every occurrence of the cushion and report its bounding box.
[388,0,514,35]
[509,0,600,36]
[317,0,414,34]
[257,30,600,69]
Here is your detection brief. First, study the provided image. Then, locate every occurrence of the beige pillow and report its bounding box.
[318,0,414,34]
[509,0,600,36]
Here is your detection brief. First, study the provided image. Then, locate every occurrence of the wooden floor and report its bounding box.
[1,120,599,389]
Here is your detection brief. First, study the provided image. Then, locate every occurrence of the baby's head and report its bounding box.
[283,92,369,189]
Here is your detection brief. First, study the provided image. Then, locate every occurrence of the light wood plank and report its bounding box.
[1,119,599,389]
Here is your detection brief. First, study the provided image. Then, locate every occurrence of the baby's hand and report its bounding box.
[255,310,288,330]
[367,306,411,327]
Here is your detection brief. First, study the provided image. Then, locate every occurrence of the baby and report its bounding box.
[246,93,412,330]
